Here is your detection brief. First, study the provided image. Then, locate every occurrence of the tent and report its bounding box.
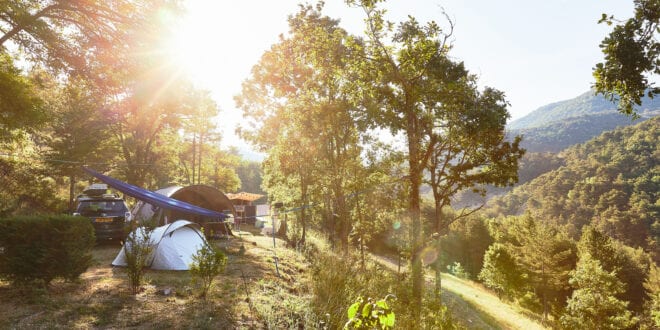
[112,220,207,270]
[131,185,235,226]
[82,167,233,236]
[131,185,235,236]
[82,167,228,220]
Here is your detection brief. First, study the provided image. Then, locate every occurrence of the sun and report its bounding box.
[165,12,217,88]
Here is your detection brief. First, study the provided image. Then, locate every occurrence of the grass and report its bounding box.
[1,226,548,329]
[371,254,548,330]
[0,227,314,329]
[440,273,547,330]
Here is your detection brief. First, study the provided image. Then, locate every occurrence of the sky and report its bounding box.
[168,0,634,150]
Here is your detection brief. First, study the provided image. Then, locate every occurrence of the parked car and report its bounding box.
[73,184,131,242]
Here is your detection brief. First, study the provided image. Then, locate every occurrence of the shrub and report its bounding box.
[0,215,95,286]
[189,243,227,298]
[344,295,396,329]
[122,225,154,294]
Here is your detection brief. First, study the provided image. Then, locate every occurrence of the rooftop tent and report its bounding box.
[82,167,227,220]
[112,220,206,270]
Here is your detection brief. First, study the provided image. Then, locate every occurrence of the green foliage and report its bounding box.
[508,89,660,131]
[238,3,373,249]
[236,160,265,195]
[344,295,396,329]
[440,214,493,279]
[578,226,650,311]
[560,255,638,329]
[642,263,660,328]
[122,224,155,294]
[344,0,524,318]
[447,262,469,280]
[479,243,522,300]
[489,215,577,320]
[0,146,66,216]
[189,243,227,298]
[419,294,462,330]
[594,0,660,116]
[0,215,95,286]
[0,53,44,140]
[511,112,652,153]
[487,118,660,260]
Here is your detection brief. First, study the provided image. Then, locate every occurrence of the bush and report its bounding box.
[344,295,396,329]
[122,225,155,294]
[189,243,227,298]
[0,215,95,286]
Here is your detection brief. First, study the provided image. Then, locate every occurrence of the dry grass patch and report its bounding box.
[0,230,317,329]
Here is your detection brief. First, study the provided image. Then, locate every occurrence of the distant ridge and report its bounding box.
[509,90,660,130]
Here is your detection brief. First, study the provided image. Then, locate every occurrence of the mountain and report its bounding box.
[509,90,660,130]
[508,90,660,152]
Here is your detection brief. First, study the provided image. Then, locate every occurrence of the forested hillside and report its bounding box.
[507,90,660,153]
[424,118,658,328]
[508,90,660,130]
[511,112,653,153]
[487,117,659,260]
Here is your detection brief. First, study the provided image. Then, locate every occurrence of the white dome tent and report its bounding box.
[112,220,207,270]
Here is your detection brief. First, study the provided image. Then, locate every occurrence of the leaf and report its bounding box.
[379,311,395,328]
[362,302,373,318]
[347,301,360,319]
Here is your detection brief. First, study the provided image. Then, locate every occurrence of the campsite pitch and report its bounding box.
[0,229,312,329]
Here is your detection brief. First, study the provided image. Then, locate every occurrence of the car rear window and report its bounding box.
[77,200,128,216]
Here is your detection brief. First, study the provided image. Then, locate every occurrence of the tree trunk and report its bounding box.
[299,175,308,245]
[409,161,423,321]
[434,198,443,302]
[197,133,203,184]
[191,134,196,184]
[434,238,443,303]
[406,102,424,321]
[69,174,75,213]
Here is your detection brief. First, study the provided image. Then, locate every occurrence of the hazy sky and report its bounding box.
[170,0,634,148]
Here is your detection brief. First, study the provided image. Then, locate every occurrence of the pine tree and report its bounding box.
[560,255,638,329]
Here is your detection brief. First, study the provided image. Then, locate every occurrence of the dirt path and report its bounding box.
[371,255,547,330]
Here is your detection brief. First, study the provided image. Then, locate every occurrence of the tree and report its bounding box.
[492,215,577,320]
[560,255,638,330]
[0,0,175,86]
[347,0,522,316]
[425,84,523,297]
[594,0,660,116]
[643,263,660,328]
[478,243,522,300]
[0,53,44,140]
[236,3,365,248]
[236,160,265,195]
[578,226,650,311]
[41,77,114,211]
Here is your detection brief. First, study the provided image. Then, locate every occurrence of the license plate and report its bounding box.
[95,217,113,223]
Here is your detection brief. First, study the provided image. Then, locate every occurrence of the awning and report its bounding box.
[82,167,226,220]
[226,192,264,202]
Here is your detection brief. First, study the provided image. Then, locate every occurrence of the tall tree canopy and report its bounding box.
[594,0,660,116]
[0,0,178,79]
[0,53,43,139]
[236,3,366,247]
[347,0,523,316]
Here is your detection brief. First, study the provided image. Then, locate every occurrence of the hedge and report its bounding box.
[0,215,95,286]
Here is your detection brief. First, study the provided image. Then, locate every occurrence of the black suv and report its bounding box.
[74,185,131,241]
